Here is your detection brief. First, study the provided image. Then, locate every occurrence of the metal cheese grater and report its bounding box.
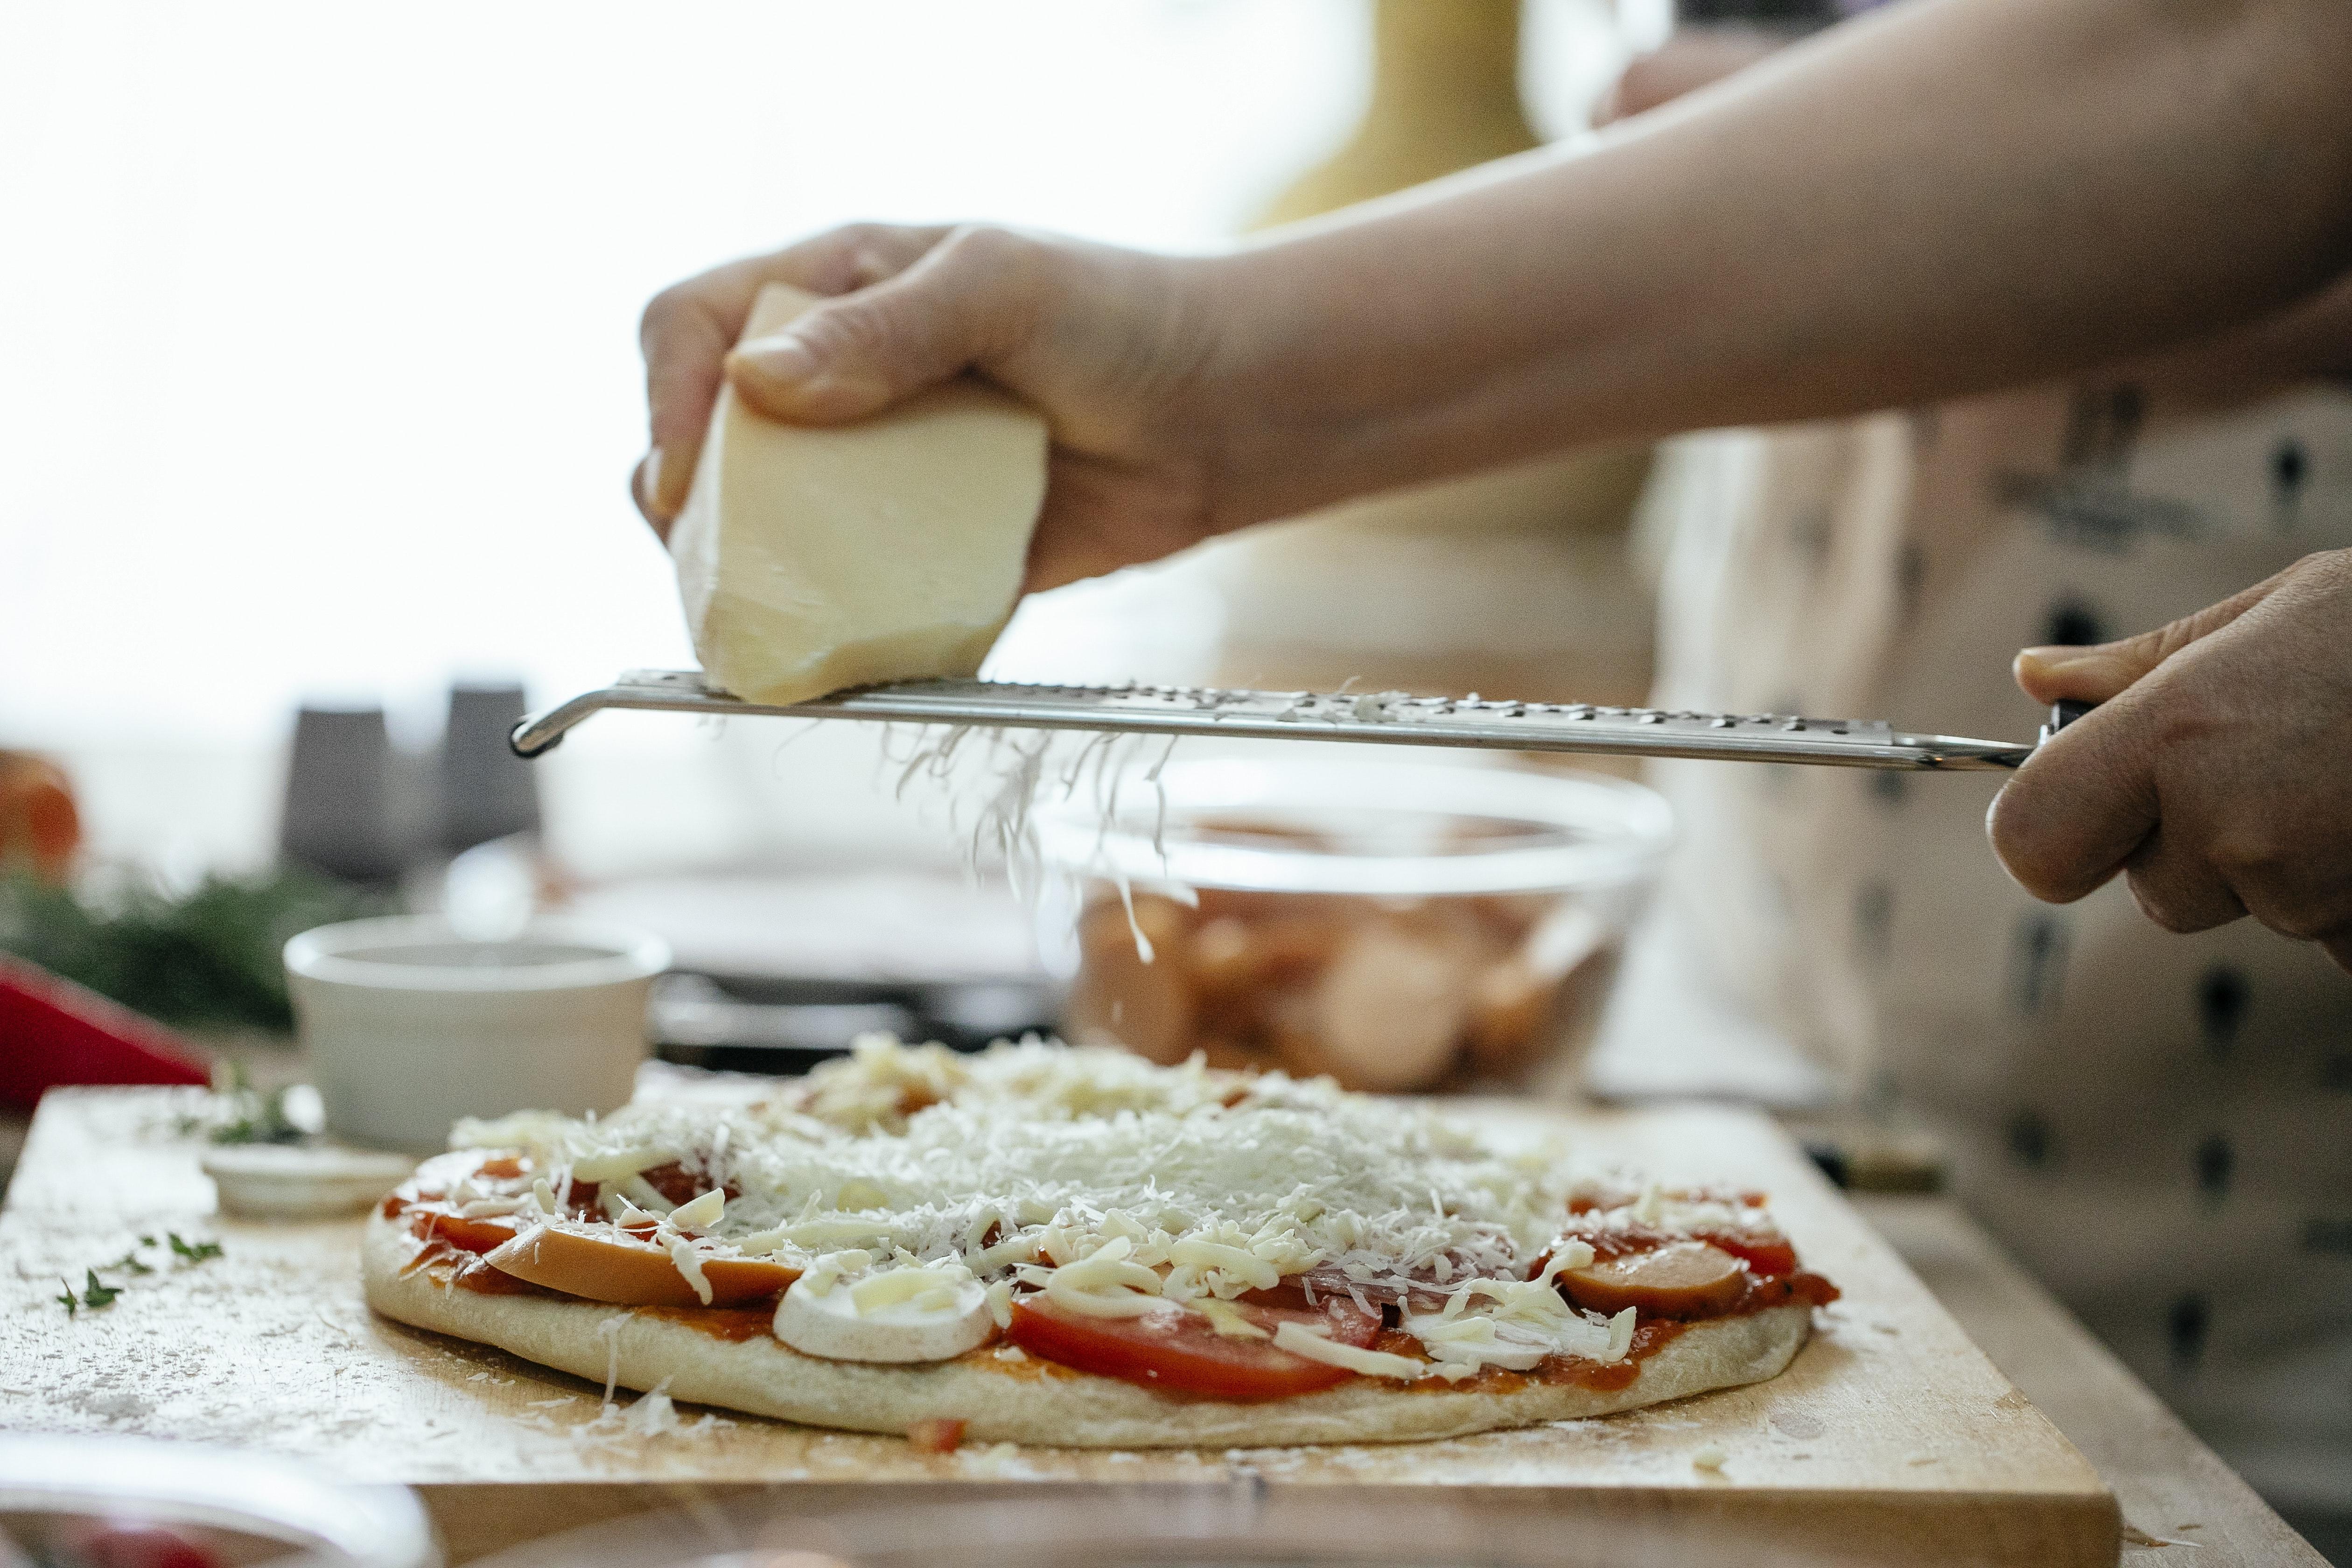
[512,669,2063,770]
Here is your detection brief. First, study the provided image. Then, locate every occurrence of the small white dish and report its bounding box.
[201,1142,418,1219]
[285,916,669,1151]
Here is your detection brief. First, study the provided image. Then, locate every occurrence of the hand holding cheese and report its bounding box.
[640,0,2352,600]
[635,225,1228,598]
[667,281,1048,706]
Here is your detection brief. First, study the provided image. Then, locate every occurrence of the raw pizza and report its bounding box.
[364,1038,1836,1448]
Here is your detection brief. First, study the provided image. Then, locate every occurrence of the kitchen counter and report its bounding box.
[0,1093,2328,1565]
[1859,1194,2328,1565]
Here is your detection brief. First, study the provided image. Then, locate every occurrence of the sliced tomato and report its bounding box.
[1565,1189,1631,1216]
[1692,1227,1797,1278]
[1550,1216,1799,1276]
[1235,1279,1314,1311]
[483,1225,798,1308]
[1239,1269,1412,1312]
[1006,1293,1383,1401]
[409,1208,523,1255]
[58,1522,219,1568]
[566,1162,733,1222]
[635,1162,728,1207]
[448,1251,544,1296]
[1746,1270,1840,1310]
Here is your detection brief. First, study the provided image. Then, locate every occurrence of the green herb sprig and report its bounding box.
[56,1269,123,1315]
[167,1231,224,1263]
[52,1232,222,1315]
[199,1062,310,1146]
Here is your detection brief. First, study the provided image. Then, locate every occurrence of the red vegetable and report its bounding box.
[64,1522,221,1568]
[906,1416,967,1453]
[1007,1292,1383,1401]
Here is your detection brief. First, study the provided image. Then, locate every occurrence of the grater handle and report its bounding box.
[2039,700,2096,746]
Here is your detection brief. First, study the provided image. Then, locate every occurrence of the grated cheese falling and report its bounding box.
[879,724,1162,874]
[877,721,1178,957]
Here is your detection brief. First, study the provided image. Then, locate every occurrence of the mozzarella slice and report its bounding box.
[1269,1321,1425,1381]
[773,1266,994,1363]
[669,281,1048,706]
[667,1187,725,1232]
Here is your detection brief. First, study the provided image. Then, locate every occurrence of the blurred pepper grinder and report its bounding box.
[280,704,405,885]
[440,681,540,854]
[1197,0,1658,713]
[280,682,543,891]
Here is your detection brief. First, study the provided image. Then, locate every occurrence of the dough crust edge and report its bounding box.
[363,1213,1810,1449]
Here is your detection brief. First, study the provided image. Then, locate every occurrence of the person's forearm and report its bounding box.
[1196,0,2352,527]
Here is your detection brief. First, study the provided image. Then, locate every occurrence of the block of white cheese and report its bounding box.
[669,281,1049,705]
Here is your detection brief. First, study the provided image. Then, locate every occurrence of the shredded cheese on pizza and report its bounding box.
[448,1036,1776,1377]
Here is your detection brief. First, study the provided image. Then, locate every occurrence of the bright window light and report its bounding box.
[0,2,1386,744]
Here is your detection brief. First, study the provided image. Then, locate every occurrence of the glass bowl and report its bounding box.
[0,1435,437,1568]
[1035,755,1673,1095]
[469,1473,1841,1568]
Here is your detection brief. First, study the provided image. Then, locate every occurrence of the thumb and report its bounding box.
[723,228,1033,426]
[2012,571,2288,705]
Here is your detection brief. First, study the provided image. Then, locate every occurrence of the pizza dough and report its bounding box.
[361,1040,1829,1448]
[363,1216,1810,1448]
[668,281,1048,706]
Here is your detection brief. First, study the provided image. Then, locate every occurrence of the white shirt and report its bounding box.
[1645,377,2352,1518]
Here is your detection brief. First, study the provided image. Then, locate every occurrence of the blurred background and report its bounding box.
[1,0,1715,1087]
[0,0,1660,879]
[9,4,2351,1553]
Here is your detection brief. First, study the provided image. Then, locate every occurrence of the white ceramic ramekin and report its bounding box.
[284,915,669,1151]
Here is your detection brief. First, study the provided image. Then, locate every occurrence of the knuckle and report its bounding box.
[2241,863,2352,941]
[2136,683,2221,754]
[2149,620,2205,665]
[2280,548,2352,601]
[796,297,910,370]
[938,221,1008,262]
[2125,875,2211,934]
[638,284,692,344]
[936,224,1036,291]
[2204,829,2286,881]
[2267,904,2340,942]
[846,245,898,290]
[833,224,909,287]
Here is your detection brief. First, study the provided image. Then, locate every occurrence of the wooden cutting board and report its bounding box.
[0,1087,2118,1565]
